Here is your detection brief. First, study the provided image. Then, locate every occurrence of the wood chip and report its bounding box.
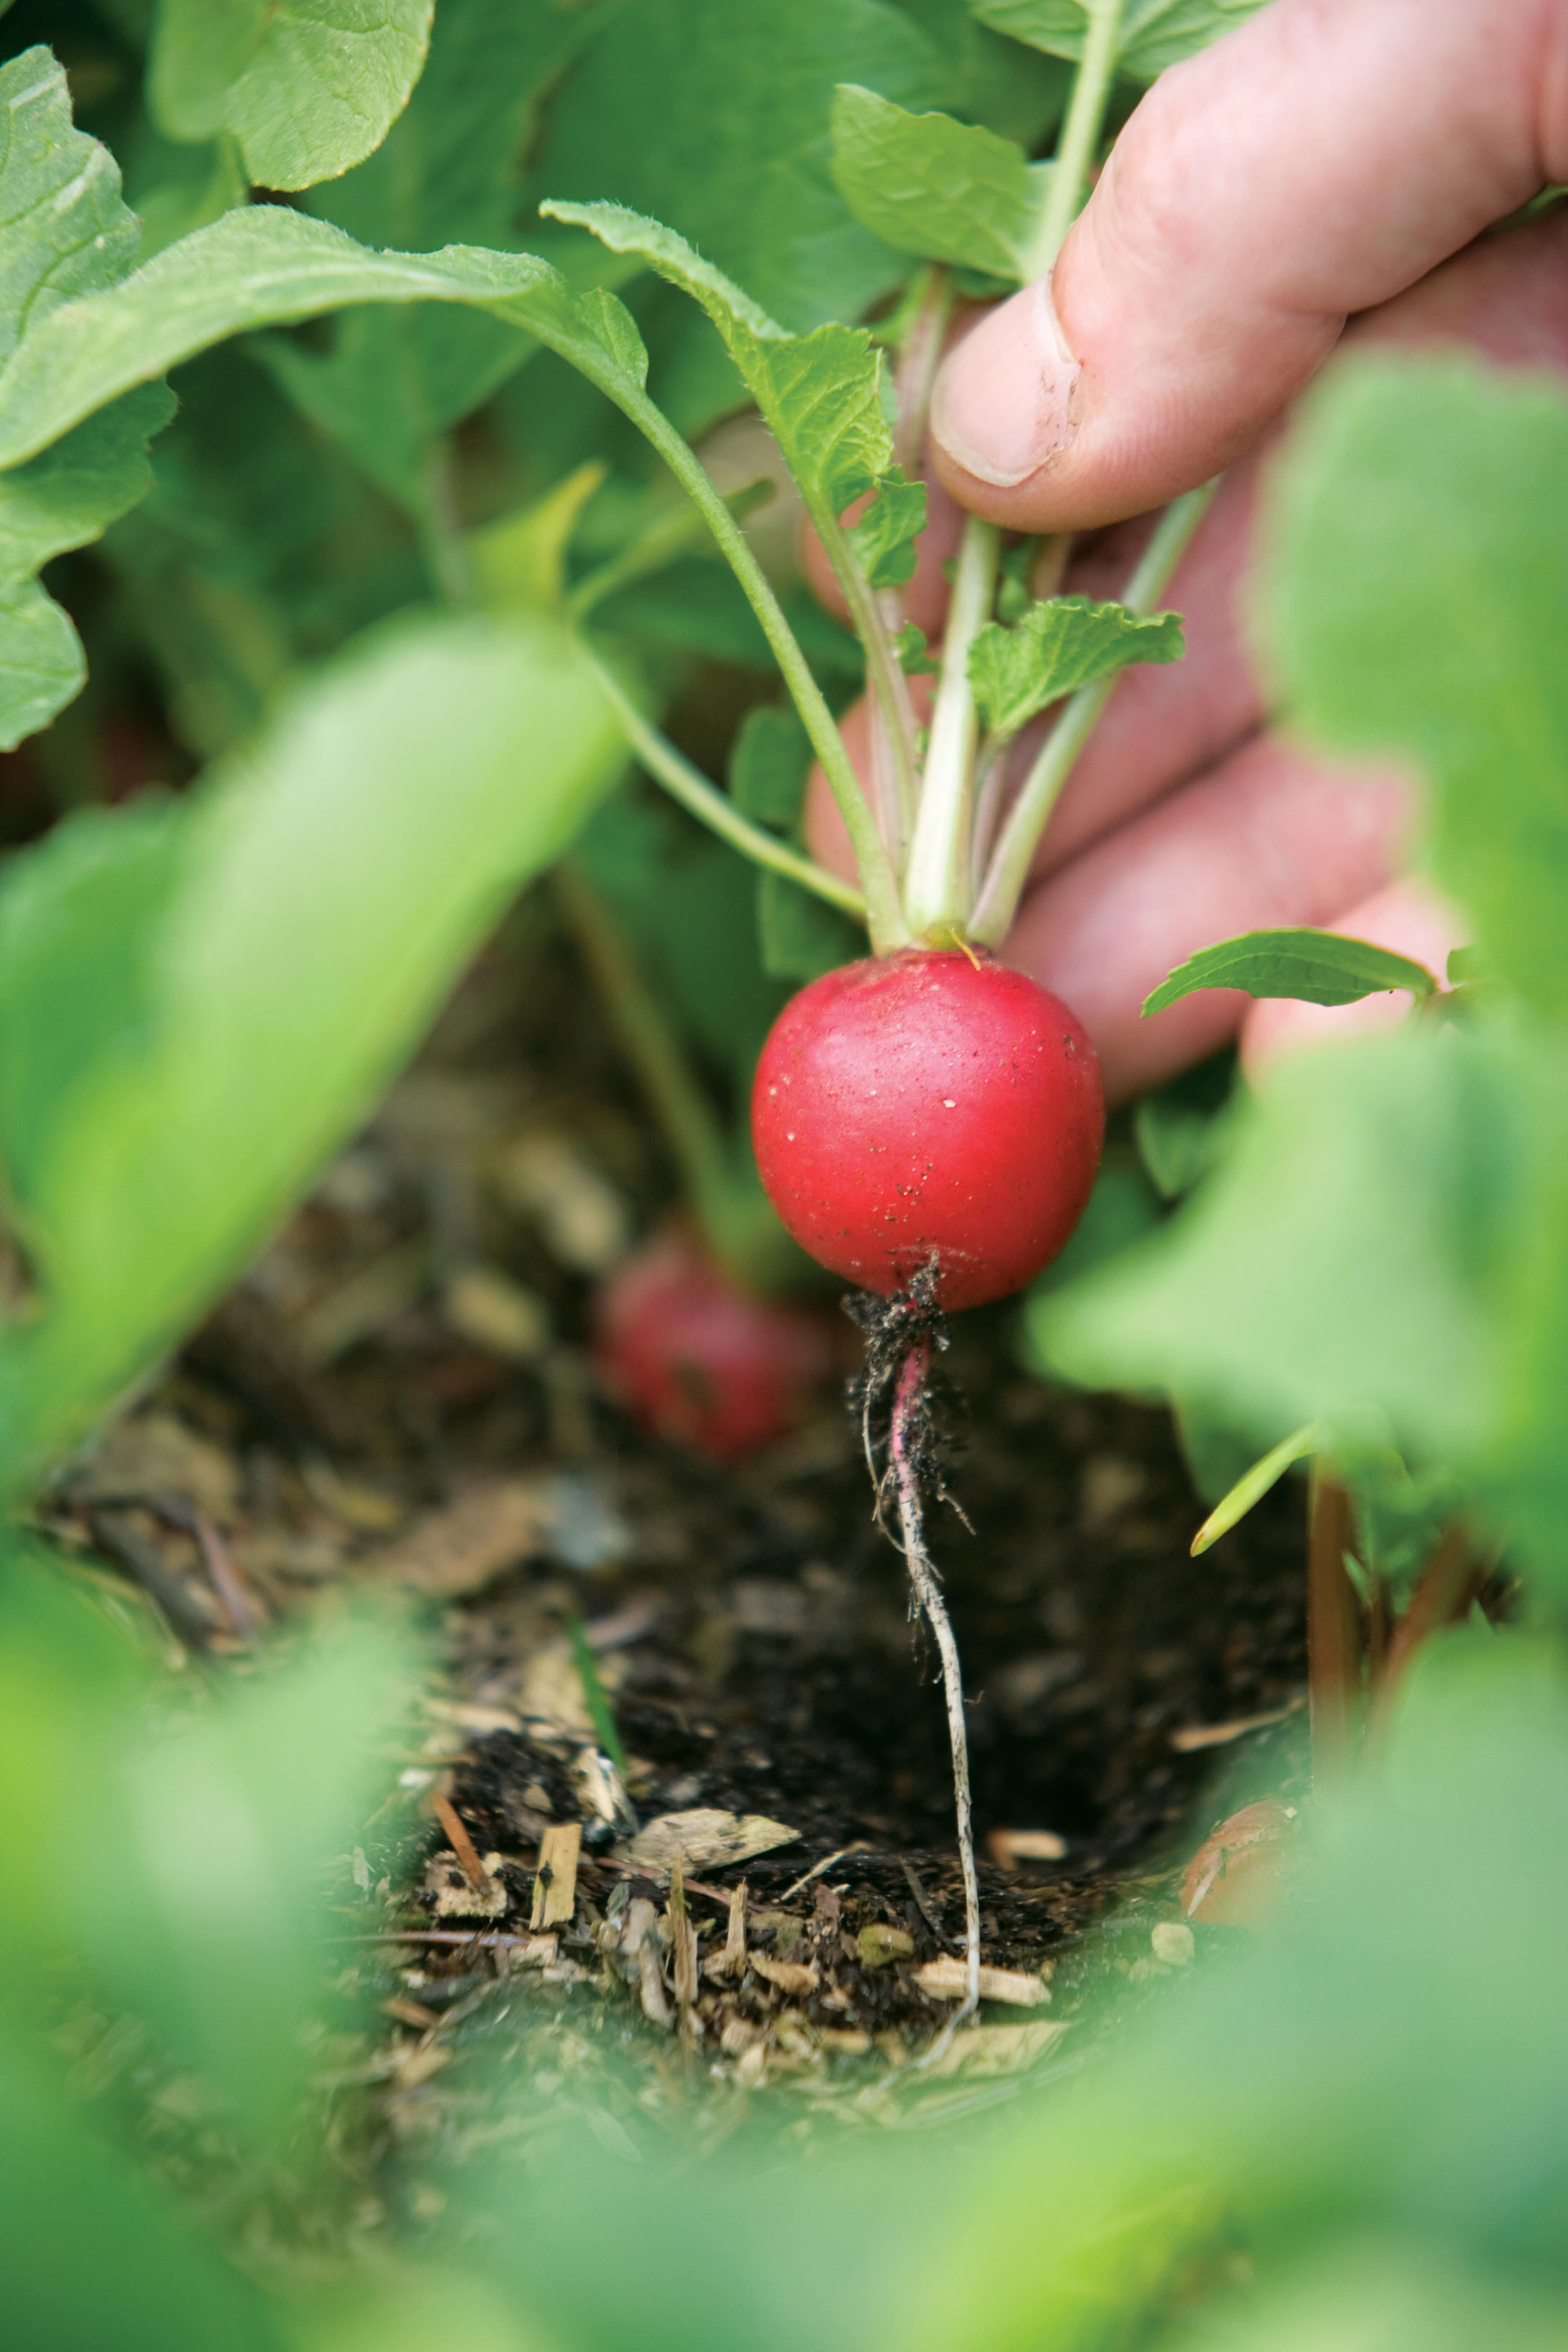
[914,1958,1050,2006]
[667,1858,698,2013]
[920,2021,1070,2079]
[713,1881,747,1978]
[638,1937,673,2028]
[748,1953,820,1996]
[361,1477,555,1598]
[432,1795,489,1893]
[530,1822,581,1930]
[1169,1702,1300,1752]
[986,1827,1068,1867]
[621,1807,799,1882]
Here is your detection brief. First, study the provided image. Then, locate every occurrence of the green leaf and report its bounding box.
[1037,1026,1527,1478]
[729,704,813,832]
[0,584,88,755]
[969,594,1185,739]
[148,0,435,192]
[264,0,594,503]
[846,466,928,589]
[1188,1420,1321,1555]
[0,387,179,747]
[531,0,945,331]
[0,798,185,1212]
[895,619,938,674]
[830,84,1051,281]
[1262,352,1568,1020]
[1133,1046,1238,1197]
[966,0,1268,81]
[757,868,867,981]
[0,48,142,371]
[1142,927,1438,1018]
[0,52,165,745]
[466,461,606,614]
[121,135,251,264]
[0,611,620,1482]
[574,785,789,1091]
[541,200,894,532]
[0,209,644,476]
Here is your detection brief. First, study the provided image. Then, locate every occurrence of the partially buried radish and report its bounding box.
[752,947,1103,1309]
[593,1225,837,1461]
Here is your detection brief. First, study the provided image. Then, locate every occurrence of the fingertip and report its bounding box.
[928,279,1082,526]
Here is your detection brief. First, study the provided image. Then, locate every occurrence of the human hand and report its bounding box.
[805,0,1568,1101]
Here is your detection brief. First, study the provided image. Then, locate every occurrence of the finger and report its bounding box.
[930,0,1568,530]
[1239,880,1469,1081]
[999,734,1413,1104]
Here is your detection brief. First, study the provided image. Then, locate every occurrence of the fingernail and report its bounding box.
[930,276,1080,489]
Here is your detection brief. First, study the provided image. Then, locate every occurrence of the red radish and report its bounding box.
[751,949,1103,1310]
[593,1226,837,1461]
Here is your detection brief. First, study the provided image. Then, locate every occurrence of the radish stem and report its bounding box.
[969,481,1217,944]
[578,646,867,920]
[1026,0,1125,279]
[903,514,999,938]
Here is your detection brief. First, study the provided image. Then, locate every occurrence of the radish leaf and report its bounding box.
[1143,928,1438,1017]
[148,0,434,192]
[1264,353,1568,1021]
[541,200,894,527]
[969,594,1184,739]
[0,611,620,1484]
[0,53,172,746]
[262,0,593,504]
[847,466,928,588]
[830,84,1051,282]
[967,0,1269,81]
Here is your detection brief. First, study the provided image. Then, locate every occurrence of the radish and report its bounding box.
[549,172,1205,2030]
[593,1226,837,1461]
[752,947,1103,1310]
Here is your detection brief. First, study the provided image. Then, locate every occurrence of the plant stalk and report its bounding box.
[902,514,999,939]
[607,381,912,951]
[578,646,867,921]
[969,480,1217,944]
[1026,0,1125,279]
[817,509,922,854]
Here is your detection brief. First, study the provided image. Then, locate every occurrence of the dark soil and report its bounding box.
[46,908,1310,2123]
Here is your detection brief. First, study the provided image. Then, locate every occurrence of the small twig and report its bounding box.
[194,1514,264,1645]
[777,1842,872,1904]
[432,1795,490,1894]
[900,1860,954,1951]
[90,1508,218,1647]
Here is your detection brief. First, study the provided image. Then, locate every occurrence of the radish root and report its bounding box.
[847,1266,981,2032]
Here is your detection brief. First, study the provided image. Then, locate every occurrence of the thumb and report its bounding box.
[931,0,1568,532]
